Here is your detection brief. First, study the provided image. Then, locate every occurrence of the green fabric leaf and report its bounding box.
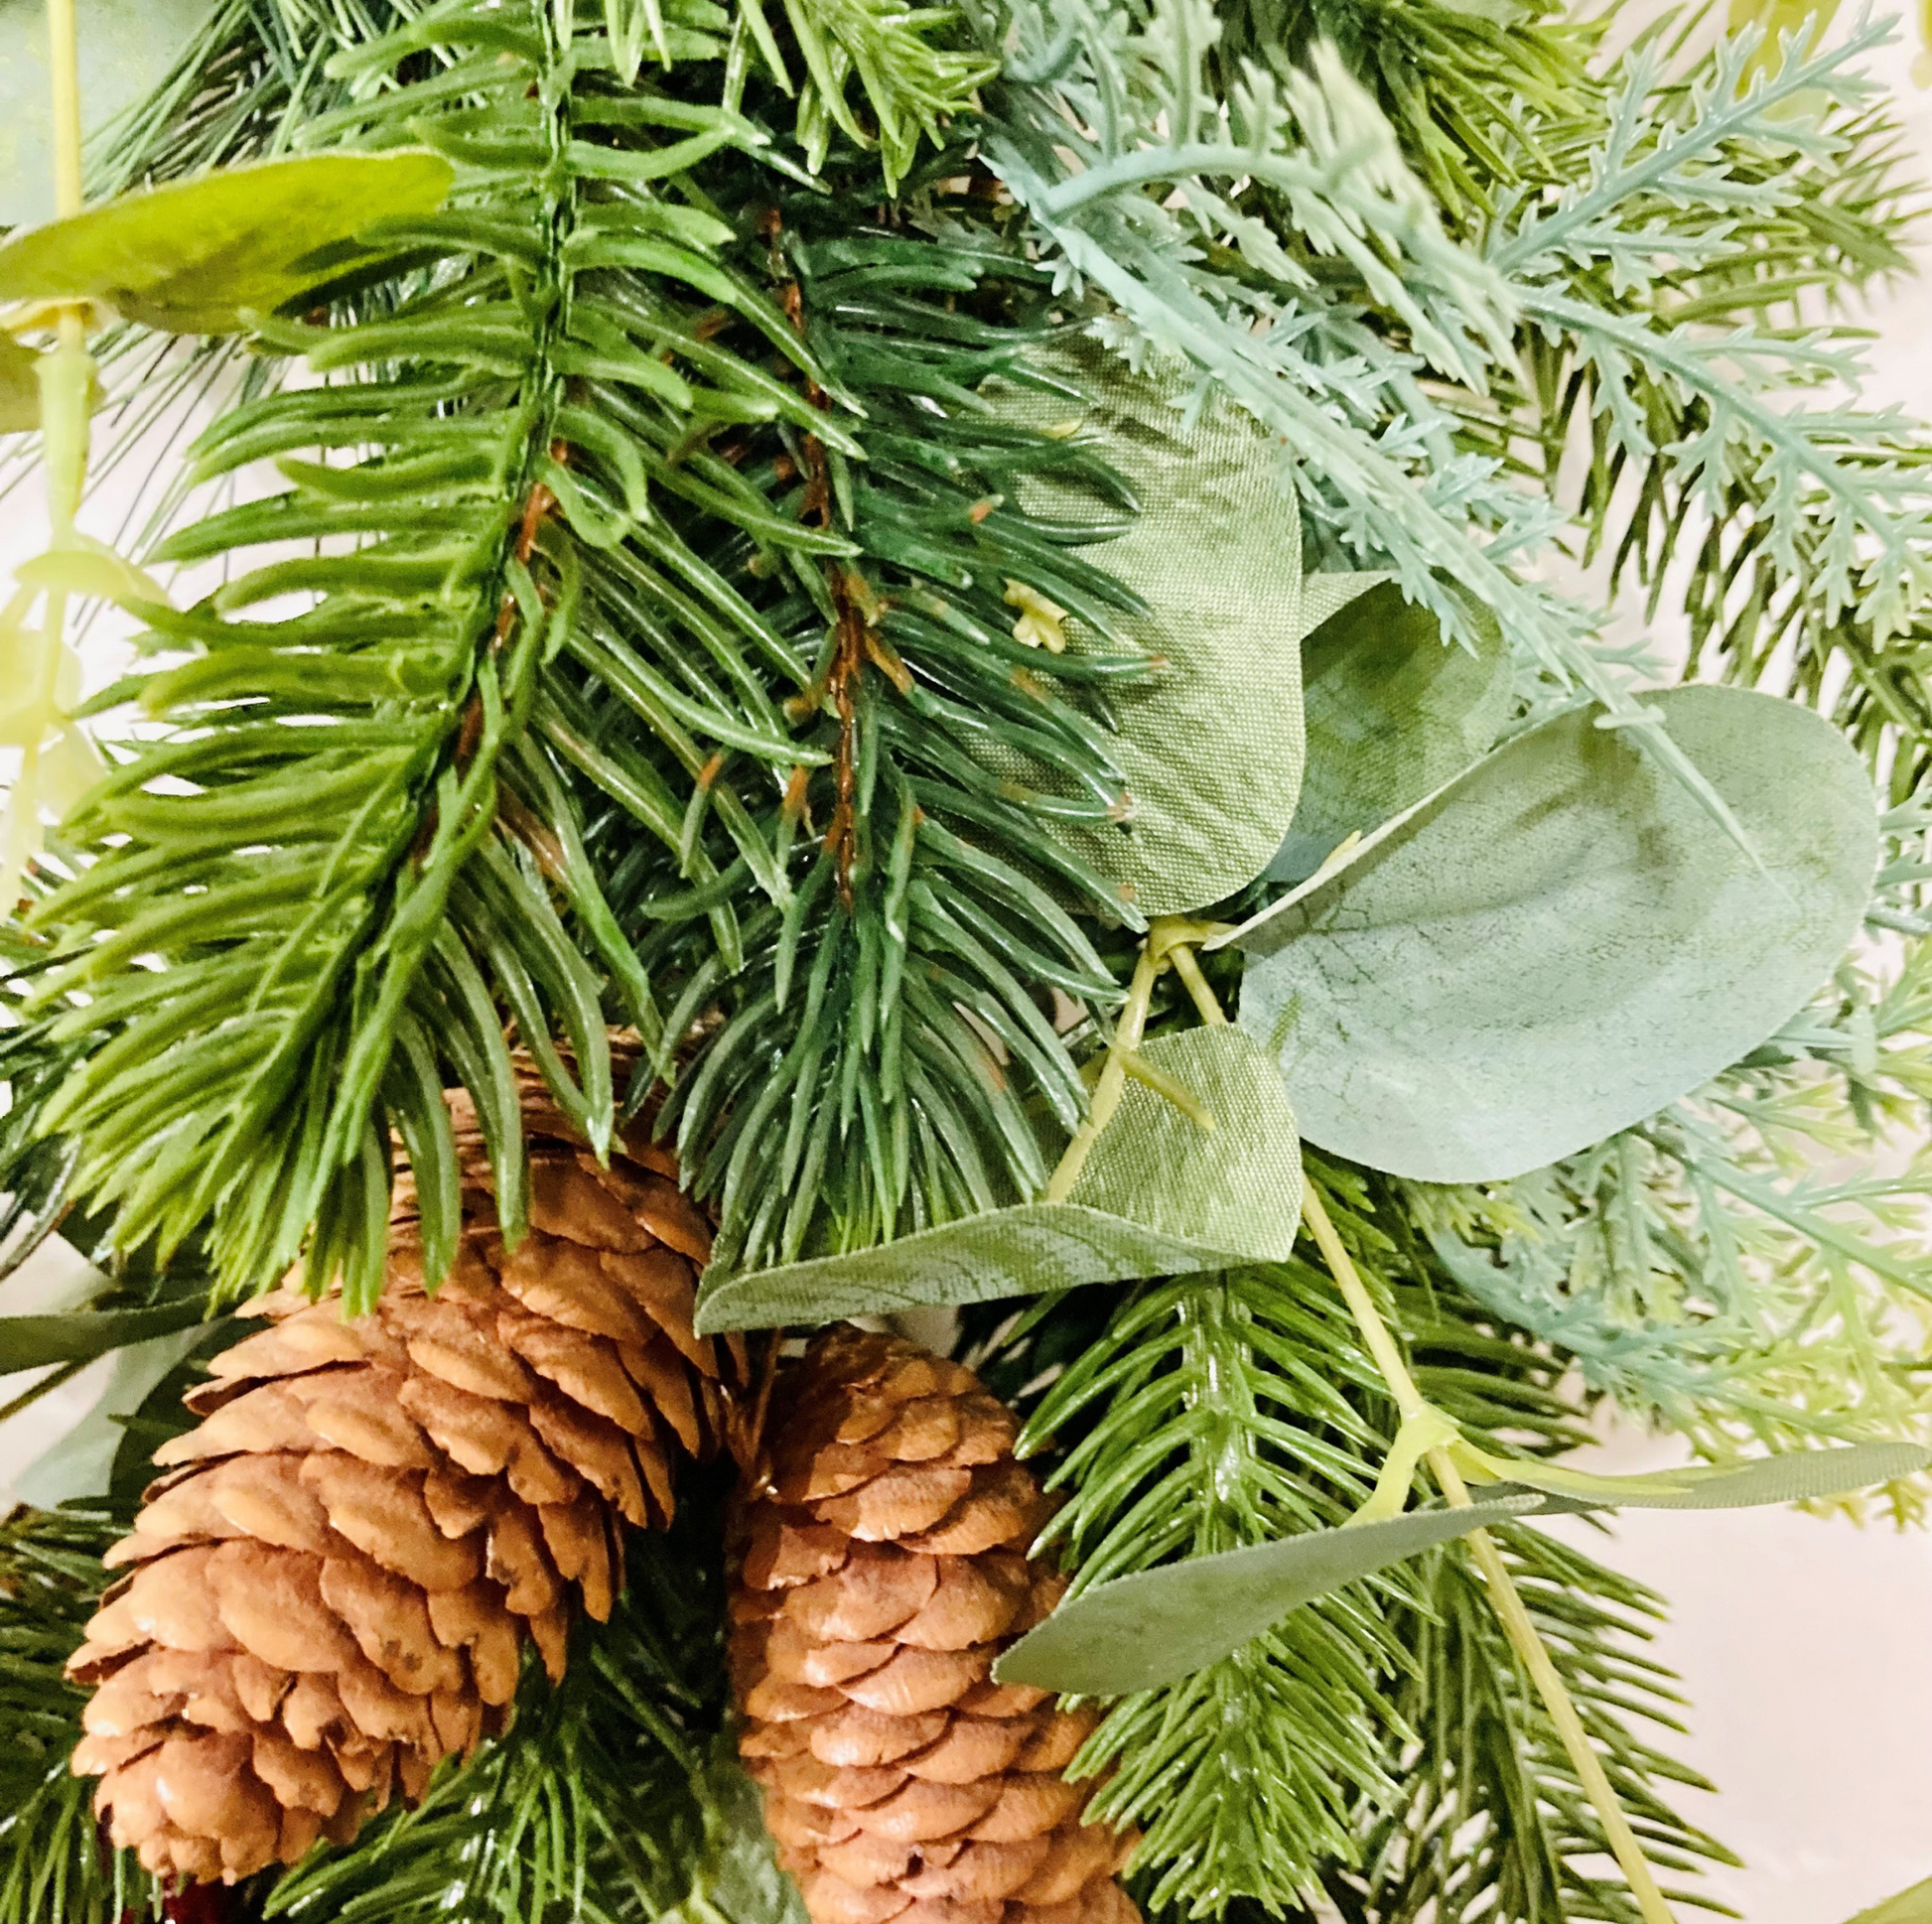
[1269,579,1509,885]
[1232,685,1878,1181]
[693,1027,1302,1332]
[995,1495,1540,1697]
[1846,1876,1932,1924]
[0,150,455,332]
[0,0,215,226]
[984,336,1318,915]
[0,1300,208,1371]
[0,334,40,431]
[1474,1438,1931,1512]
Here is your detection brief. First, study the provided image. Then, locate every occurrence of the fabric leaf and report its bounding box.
[1472,1438,1931,1512]
[982,335,1317,915]
[692,1027,1303,1331]
[1232,684,1878,1181]
[995,1496,1540,1696]
[0,150,455,333]
[0,337,41,433]
[0,1302,209,1372]
[1270,579,1509,885]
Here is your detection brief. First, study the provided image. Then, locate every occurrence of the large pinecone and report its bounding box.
[68,1074,738,1884]
[731,1326,1140,1924]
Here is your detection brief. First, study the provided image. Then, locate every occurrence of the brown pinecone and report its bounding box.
[67,1071,741,1884]
[730,1326,1140,1924]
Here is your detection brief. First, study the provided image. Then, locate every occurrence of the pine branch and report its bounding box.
[30,0,834,1304]
[613,177,1149,1271]
[0,1508,140,1924]
[740,0,998,189]
[1014,1263,1408,1913]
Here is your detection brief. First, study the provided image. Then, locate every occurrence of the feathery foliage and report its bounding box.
[1424,932,1932,1501]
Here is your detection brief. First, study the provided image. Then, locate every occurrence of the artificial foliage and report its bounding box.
[2,0,1932,1919]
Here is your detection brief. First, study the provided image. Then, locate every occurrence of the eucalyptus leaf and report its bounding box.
[0,150,456,333]
[1234,685,1878,1181]
[670,1743,814,1924]
[0,0,215,227]
[0,332,39,431]
[1269,580,1509,885]
[1844,1875,1932,1924]
[1472,1438,1931,1512]
[995,1495,1541,1696]
[0,1298,209,1370]
[984,336,1324,914]
[694,1027,1302,1332]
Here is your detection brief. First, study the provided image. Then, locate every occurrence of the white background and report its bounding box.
[4,15,1932,1924]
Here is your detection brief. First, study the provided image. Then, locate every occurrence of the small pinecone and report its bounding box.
[69,1071,740,1884]
[730,1326,1140,1924]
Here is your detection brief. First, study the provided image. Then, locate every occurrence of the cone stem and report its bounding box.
[1300,1185,1678,1924]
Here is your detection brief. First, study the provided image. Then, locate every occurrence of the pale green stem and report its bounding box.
[1044,941,1161,1201]
[1119,1047,1214,1130]
[1170,940,1225,1029]
[1045,919,1234,1198]
[1300,1185,1679,1924]
[4,0,93,910]
[49,0,81,219]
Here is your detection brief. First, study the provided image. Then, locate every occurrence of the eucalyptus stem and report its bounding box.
[1043,941,1161,1201]
[1168,938,1681,1923]
[1044,918,1234,1200]
[48,0,82,220]
[1299,1184,1680,1924]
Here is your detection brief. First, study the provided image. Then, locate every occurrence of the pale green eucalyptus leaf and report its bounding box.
[10,1324,209,1506]
[0,1300,207,1371]
[1270,579,1509,885]
[985,337,1318,915]
[693,1028,1302,1333]
[1474,1438,1931,1512]
[995,1495,1541,1696]
[0,332,39,430]
[0,150,455,333]
[1845,1876,1932,1924]
[1233,685,1878,1181]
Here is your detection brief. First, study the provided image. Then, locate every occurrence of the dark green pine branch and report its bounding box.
[590,149,1154,1272]
[0,1507,140,1924]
